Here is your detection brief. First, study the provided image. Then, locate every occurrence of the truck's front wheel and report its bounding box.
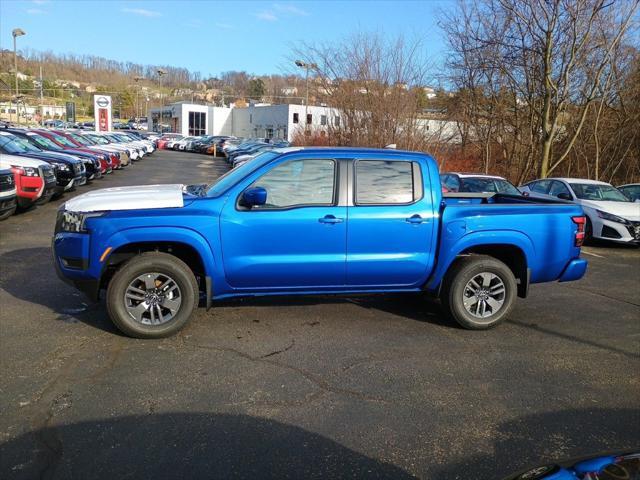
[106,252,199,338]
[441,255,516,330]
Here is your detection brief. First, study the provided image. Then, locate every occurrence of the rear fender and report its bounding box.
[426,230,534,294]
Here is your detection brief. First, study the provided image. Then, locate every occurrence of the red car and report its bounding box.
[0,154,57,208]
[36,130,120,172]
[51,130,122,173]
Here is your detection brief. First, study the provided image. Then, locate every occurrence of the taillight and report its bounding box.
[572,216,586,247]
[11,166,24,176]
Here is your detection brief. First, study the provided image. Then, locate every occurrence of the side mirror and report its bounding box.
[521,191,530,197]
[241,187,267,207]
[557,192,572,201]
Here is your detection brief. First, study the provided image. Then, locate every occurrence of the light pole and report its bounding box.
[157,68,166,132]
[134,76,144,122]
[12,28,26,124]
[294,60,317,133]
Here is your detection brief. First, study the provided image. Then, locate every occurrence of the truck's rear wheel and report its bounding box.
[441,255,516,330]
[106,252,199,338]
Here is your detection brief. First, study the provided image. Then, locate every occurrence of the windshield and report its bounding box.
[86,134,109,145]
[48,132,77,148]
[25,132,64,151]
[0,134,42,154]
[206,151,280,197]
[460,177,521,195]
[569,183,630,202]
[68,133,92,146]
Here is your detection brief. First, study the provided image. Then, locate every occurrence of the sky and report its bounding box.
[1,0,453,78]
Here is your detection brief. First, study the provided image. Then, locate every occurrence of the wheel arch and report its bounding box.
[97,227,216,303]
[427,232,534,298]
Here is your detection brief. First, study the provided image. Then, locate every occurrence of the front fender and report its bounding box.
[425,229,535,293]
[98,226,218,280]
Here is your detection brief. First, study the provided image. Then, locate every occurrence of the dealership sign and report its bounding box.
[93,95,112,132]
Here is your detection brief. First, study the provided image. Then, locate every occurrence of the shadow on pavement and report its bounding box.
[0,412,415,479]
[0,246,453,333]
[432,407,640,480]
[212,293,454,328]
[0,247,118,334]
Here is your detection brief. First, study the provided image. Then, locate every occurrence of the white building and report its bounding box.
[148,102,341,142]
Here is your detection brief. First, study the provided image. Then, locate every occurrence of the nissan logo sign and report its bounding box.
[96,97,109,108]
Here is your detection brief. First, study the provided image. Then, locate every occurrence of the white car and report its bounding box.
[174,136,198,151]
[165,136,185,150]
[520,178,640,244]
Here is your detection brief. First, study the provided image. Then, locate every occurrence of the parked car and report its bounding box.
[172,136,197,150]
[44,130,117,174]
[521,178,640,244]
[17,129,113,175]
[440,173,525,196]
[165,136,185,150]
[53,147,587,338]
[0,167,17,220]
[0,131,86,195]
[0,153,57,208]
[156,134,183,150]
[618,183,640,202]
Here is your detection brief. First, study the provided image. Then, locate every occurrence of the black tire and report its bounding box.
[585,216,593,243]
[106,252,199,339]
[441,255,517,330]
[0,204,16,220]
[34,190,54,206]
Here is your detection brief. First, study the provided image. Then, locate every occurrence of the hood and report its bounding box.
[64,184,185,213]
[580,200,640,221]
[0,153,49,169]
[24,150,83,164]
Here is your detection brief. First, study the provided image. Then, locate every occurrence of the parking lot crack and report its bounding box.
[184,341,388,404]
[259,340,295,358]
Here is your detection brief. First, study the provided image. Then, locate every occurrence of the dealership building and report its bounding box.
[148,102,340,141]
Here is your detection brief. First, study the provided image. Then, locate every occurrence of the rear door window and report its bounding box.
[355,160,421,205]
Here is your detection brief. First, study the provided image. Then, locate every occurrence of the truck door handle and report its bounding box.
[319,215,343,224]
[405,214,425,224]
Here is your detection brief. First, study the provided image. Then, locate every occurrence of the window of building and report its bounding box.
[321,115,327,126]
[306,114,312,125]
[355,160,419,205]
[334,116,341,127]
[188,111,206,136]
[266,128,274,139]
[252,160,336,209]
[293,113,299,124]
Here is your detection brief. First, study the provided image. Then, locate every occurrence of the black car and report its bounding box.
[0,131,86,195]
[7,128,103,181]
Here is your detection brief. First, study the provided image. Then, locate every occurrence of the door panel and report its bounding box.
[220,158,346,289]
[346,160,436,287]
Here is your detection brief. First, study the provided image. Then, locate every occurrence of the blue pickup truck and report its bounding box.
[53,148,587,338]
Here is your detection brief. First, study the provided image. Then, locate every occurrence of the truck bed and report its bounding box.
[430,192,585,289]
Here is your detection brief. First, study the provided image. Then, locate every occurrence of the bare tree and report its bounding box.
[291,32,434,149]
[440,0,639,182]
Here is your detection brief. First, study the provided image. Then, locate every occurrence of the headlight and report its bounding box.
[57,209,106,233]
[23,166,39,177]
[52,162,70,171]
[596,209,629,224]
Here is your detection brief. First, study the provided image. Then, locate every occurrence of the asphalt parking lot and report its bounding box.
[1,150,638,479]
